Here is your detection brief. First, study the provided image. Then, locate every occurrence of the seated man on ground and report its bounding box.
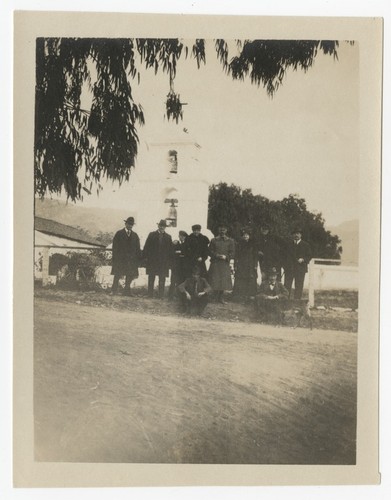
[177,266,212,316]
[255,267,289,323]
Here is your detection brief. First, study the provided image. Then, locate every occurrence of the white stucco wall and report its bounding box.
[124,138,210,245]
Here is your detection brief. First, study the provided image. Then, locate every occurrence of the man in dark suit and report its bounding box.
[143,219,173,298]
[111,217,141,296]
[168,230,190,299]
[185,224,210,278]
[257,222,282,281]
[255,267,289,323]
[283,228,312,299]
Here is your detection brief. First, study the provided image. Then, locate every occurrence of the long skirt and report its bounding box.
[233,274,257,297]
[208,260,233,291]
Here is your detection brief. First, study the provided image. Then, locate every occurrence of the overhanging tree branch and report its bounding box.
[35,37,344,201]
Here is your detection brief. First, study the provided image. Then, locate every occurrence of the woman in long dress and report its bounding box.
[232,228,258,300]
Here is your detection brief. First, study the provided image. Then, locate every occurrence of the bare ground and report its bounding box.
[34,287,358,332]
[34,295,357,464]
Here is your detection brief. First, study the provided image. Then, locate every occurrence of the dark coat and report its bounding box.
[233,239,258,297]
[257,280,289,300]
[185,233,210,276]
[143,230,173,277]
[171,240,191,284]
[111,229,141,278]
[234,239,258,276]
[283,239,312,274]
[177,276,212,297]
[257,234,282,271]
[256,280,289,317]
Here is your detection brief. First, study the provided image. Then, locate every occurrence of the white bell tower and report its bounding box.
[132,128,210,244]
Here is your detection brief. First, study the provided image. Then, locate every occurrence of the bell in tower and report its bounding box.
[165,198,178,227]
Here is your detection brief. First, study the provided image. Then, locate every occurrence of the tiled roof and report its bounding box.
[35,217,105,247]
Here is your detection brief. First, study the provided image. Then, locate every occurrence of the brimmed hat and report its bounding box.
[267,267,278,277]
[192,224,201,231]
[291,227,303,235]
[124,217,135,225]
[157,219,168,227]
[179,230,188,237]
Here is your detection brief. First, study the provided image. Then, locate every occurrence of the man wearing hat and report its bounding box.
[283,228,312,299]
[255,267,289,323]
[185,224,210,278]
[257,222,282,281]
[111,217,141,296]
[168,230,190,299]
[143,219,173,298]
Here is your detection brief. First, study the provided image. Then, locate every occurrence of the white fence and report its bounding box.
[95,265,149,289]
[36,247,359,308]
[308,258,358,307]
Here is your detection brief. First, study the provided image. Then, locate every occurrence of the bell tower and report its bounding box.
[133,129,210,243]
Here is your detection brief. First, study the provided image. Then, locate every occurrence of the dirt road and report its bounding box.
[34,297,357,464]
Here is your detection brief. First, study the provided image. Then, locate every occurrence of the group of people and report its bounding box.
[111,217,312,318]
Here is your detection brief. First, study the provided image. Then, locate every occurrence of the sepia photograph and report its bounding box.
[12,10,382,488]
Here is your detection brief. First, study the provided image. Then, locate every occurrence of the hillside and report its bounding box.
[35,198,359,266]
[34,198,135,240]
[328,219,359,266]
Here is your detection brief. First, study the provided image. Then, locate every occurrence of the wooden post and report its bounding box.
[308,259,315,308]
[41,247,50,287]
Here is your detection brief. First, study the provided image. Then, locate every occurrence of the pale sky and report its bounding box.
[68,39,359,228]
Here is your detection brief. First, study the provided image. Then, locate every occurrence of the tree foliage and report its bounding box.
[216,40,339,95]
[35,37,340,201]
[94,231,115,247]
[208,183,341,259]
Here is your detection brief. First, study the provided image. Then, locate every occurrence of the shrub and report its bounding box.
[56,249,110,291]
